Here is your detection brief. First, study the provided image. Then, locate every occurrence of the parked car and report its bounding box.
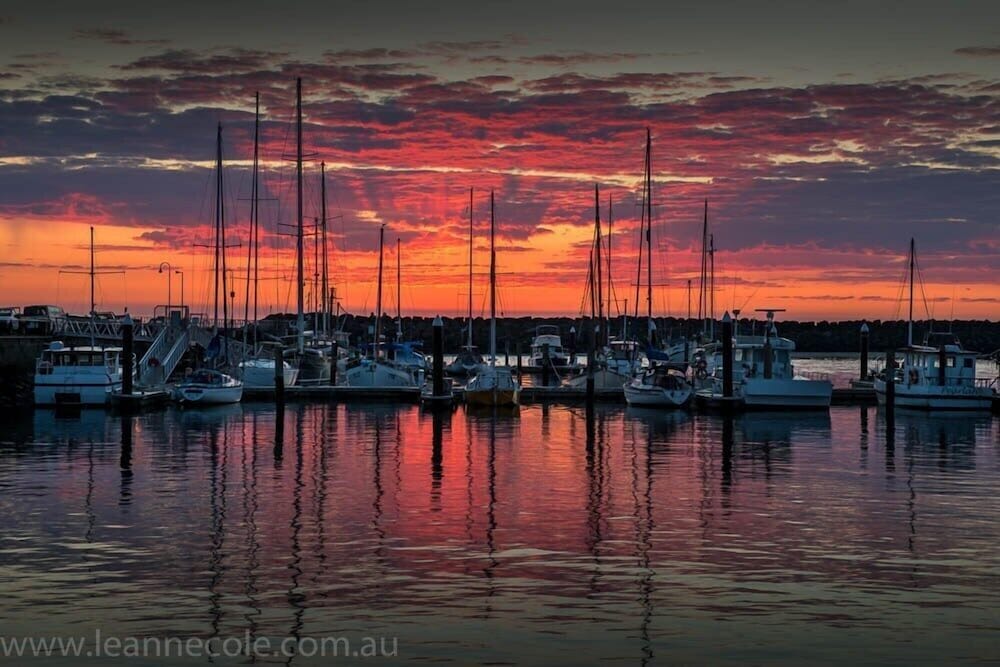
[0,306,20,333]
[19,305,68,335]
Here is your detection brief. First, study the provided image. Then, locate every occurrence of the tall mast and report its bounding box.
[321,161,329,337]
[295,77,304,354]
[709,233,715,340]
[632,133,645,328]
[375,224,385,360]
[313,216,320,335]
[645,128,653,341]
[89,226,95,347]
[396,237,402,341]
[213,122,229,331]
[908,237,915,347]
[489,191,497,368]
[594,183,603,346]
[699,200,708,332]
[244,92,260,346]
[607,194,613,319]
[468,187,474,349]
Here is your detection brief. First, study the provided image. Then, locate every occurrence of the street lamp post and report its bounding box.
[158,262,172,315]
[174,270,184,311]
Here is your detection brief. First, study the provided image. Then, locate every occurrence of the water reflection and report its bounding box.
[0,404,997,664]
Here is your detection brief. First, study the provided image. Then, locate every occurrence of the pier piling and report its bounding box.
[330,340,338,386]
[542,343,551,386]
[722,311,733,399]
[885,350,895,409]
[432,315,444,397]
[122,314,134,396]
[860,322,869,380]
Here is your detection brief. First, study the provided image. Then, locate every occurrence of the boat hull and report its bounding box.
[240,361,299,389]
[741,378,832,409]
[623,384,690,407]
[566,369,630,390]
[34,379,120,406]
[874,378,993,410]
[465,389,519,407]
[343,362,420,388]
[174,384,243,404]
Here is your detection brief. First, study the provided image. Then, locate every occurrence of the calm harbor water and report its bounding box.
[1,403,998,665]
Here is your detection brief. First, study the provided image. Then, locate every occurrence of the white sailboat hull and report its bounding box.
[174,384,243,404]
[239,359,299,389]
[623,383,691,407]
[344,361,420,388]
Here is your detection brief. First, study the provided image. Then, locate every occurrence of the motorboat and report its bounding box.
[528,325,573,368]
[624,364,692,407]
[697,310,832,409]
[874,331,993,410]
[173,368,243,404]
[34,342,127,406]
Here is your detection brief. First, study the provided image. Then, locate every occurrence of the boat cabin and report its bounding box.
[894,335,979,388]
[36,342,122,375]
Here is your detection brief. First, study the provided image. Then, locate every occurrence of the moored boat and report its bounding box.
[173,369,243,404]
[623,364,692,407]
[34,342,127,406]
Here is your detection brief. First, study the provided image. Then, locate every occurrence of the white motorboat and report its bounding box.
[238,356,299,389]
[624,365,692,407]
[464,191,520,407]
[34,342,127,406]
[699,310,832,409]
[174,369,243,404]
[528,325,573,368]
[874,332,993,410]
[873,239,994,411]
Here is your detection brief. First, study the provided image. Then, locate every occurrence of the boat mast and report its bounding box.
[295,77,304,355]
[396,237,402,341]
[645,128,653,344]
[908,237,915,347]
[244,92,260,347]
[375,224,385,360]
[489,190,497,369]
[89,226,95,347]
[594,184,603,347]
[607,194,613,320]
[213,123,223,327]
[321,161,329,338]
[699,199,708,336]
[468,187,474,349]
[709,232,715,340]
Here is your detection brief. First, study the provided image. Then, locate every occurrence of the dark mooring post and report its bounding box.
[568,326,577,363]
[121,313,134,396]
[542,343,551,386]
[273,345,285,405]
[330,340,338,386]
[586,321,595,404]
[885,349,895,409]
[721,311,733,400]
[938,344,947,387]
[516,342,523,385]
[859,322,870,381]
[432,315,444,397]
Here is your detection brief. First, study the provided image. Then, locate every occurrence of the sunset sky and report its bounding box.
[0,0,997,321]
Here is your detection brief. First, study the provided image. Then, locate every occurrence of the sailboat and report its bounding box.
[568,184,635,389]
[446,187,486,376]
[174,123,242,404]
[290,78,332,386]
[238,92,298,389]
[34,227,129,406]
[464,191,520,406]
[343,225,423,388]
[873,239,992,410]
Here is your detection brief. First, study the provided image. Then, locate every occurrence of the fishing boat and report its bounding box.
[343,224,422,388]
[173,368,243,404]
[465,191,520,407]
[34,227,129,407]
[623,364,692,407]
[873,239,993,410]
[528,326,573,368]
[446,187,486,377]
[698,310,832,409]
